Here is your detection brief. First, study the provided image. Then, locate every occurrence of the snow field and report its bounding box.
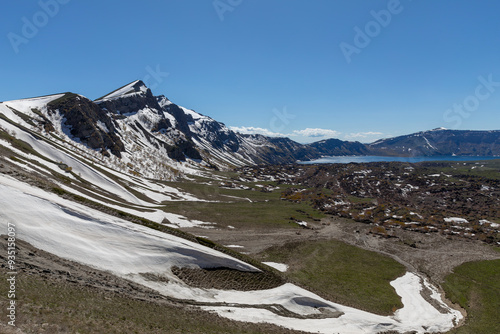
[0,175,255,276]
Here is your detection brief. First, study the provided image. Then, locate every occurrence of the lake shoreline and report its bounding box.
[299,155,500,164]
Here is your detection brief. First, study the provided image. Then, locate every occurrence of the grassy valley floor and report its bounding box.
[257,239,406,315]
[442,256,500,334]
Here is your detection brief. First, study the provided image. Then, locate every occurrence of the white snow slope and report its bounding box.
[96,80,147,101]
[0,101,217,229]
[0,174,462,334]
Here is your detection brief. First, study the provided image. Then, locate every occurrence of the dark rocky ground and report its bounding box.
[237,160,500,245]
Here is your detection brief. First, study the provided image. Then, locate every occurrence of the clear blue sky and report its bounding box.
[2,0,500,143]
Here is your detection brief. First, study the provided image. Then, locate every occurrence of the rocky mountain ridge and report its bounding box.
[368,128,500,157]
[1,81,499,178]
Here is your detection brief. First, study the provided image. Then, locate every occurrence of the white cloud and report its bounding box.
[229,126,286,137]
[344,131,384,140]
[291,128,341,138]
[230,126,342,140]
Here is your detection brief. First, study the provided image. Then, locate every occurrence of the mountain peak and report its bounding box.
[95,80,149,102]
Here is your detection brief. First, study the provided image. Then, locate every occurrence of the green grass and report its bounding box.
[163,199,324,229]
[259,239,406,315]
[423,159,500,180]
[42,185,282,277]
[347,195,375,204]
[169,179,289,202]
[164,179,325,229]
[442,259,500,334]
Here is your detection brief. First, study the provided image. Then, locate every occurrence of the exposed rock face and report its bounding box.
[96,81,162,115]
[160,102,193,135]
[249,136,319,164]
[48,93,125,157]
[96,85,202,162]
[195,118,241,152]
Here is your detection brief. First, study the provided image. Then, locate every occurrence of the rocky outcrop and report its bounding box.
[48,93,125,157]
[96,80,162,115]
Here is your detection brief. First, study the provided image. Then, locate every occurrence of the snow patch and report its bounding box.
[444,217,468,224]
[263,262,289,272]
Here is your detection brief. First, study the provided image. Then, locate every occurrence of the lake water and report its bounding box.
[300,155,500,164]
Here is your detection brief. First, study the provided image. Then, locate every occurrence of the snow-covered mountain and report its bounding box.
[0,80,323,177]
[1,81,498,182]
[368,128,500,157]
[94,80,326,167]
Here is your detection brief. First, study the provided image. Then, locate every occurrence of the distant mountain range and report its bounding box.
[1,80,499,173]
[367,128,500,157]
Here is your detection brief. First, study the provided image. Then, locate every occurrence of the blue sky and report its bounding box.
[2,0,500,143]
